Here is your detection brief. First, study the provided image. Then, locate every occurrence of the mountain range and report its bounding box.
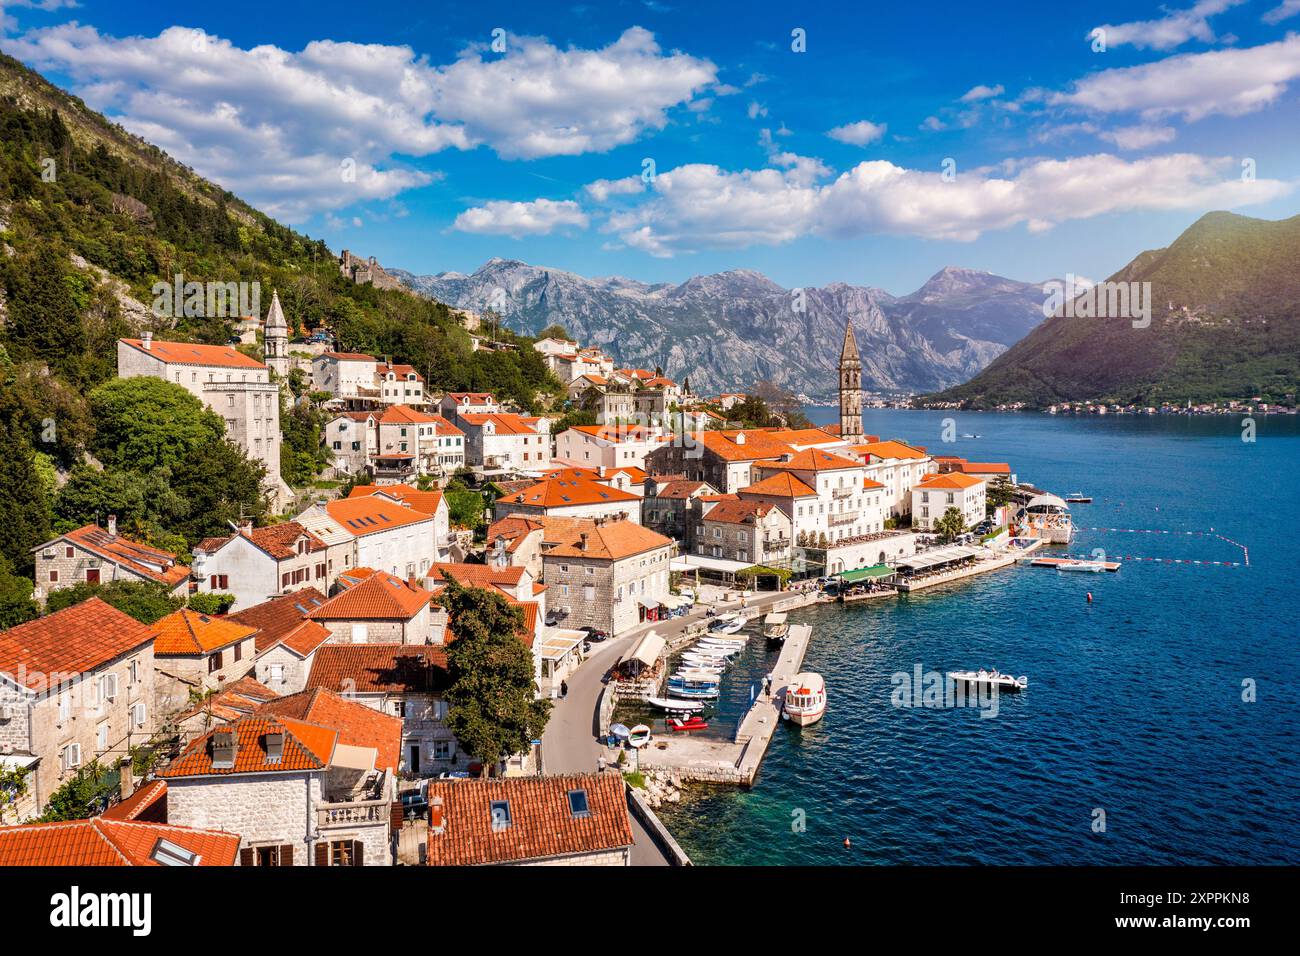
[395,261,1052,399]
[926,211,1300,407]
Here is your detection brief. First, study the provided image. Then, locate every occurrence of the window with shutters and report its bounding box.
[208,651,223,673]
[246,844,294,867]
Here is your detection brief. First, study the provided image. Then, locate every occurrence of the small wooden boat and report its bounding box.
[643,696,706,713]
[947,668,1027,691]
[706,612,745,634]
[665,682,719,699]
[782,672,826,726]
[762,611,789,645]
[628,724,652,748]
[667,716,708,732]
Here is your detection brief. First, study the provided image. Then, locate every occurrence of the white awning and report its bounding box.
[537,629,586,662]
[896,545,985,571]
[619,631,665,668]
[330,743,378,771]
[0,754,39,770]
[670,554,753,574]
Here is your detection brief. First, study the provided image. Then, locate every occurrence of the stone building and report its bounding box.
[691,496,794,567]
[229,589,332,695]
[152,609,260,715]
[161,709,399,866]
[304,644,458,777]
[425,773,633,866]
[0,599,157,821]
[324,411,380,477]
[191,521,331,611]
[338,249,403,290]
[30,518,191,605]
[493,476,641,525]
[644,429,799,494]
[641,476,718,545]
[839,319,865,441]
[263,290,290,380]
[306,571,436,645]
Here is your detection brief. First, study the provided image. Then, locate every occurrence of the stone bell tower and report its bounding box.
[263,290,290,380]
[839,319,864,441]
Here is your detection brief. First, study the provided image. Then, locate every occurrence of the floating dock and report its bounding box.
[1024,556,1122,571]
[637,623,812,786]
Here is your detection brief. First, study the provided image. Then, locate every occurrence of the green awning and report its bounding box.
[837,564,895,583]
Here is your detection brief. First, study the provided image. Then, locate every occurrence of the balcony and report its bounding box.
[831,486,855,499]
[828,512,859,527]
[317,798,389,829]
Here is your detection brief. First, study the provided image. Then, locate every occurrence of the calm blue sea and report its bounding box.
[657,409,1300,865]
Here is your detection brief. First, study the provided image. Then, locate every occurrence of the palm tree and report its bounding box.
[935,507,966,543]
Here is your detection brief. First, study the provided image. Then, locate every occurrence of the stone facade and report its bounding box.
[154,632,259,715]
[30,526,189,605]
[544,543,673,637]
[191,531,332,612]
[252,644,317,695]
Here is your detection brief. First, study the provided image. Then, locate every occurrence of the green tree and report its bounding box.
[44,579,184,624]
[935,506,967,542]
[5,244,86,371]
[187,592,235,615]
[0,554,38,629]
[441,579,550,775]
[89,376,224,471]
[0,420,52,574]
[38,762,116,822]
[445,489,487,531]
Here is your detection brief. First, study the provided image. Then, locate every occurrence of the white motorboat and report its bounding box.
[692,643,739,657]
[706,612,745,634]
[699,636,746,648]
[666,680,720,699]
[1056,559,1106,573]
[681,652,730,668]
[643,696,707,713]
[782,672,826,726]
[762,611,790,644]
[947,668,1028,691]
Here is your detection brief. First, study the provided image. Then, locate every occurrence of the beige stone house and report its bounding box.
[304,644,458,777]
[152,608,260,715]
[692,496,794,566]
[229,589,333,694]
[425,773,633,866]
[160,706,399,866]
[0,599,157,821]
[307,571,435,645]
[30,518,191,605]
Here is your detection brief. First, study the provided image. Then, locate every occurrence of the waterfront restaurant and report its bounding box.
[893,545,987,589]
[835,564,897,590]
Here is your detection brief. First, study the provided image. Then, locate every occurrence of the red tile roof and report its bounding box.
[159,715,337,778]
[321,351,377,361]
[153,608,258,656]
[46,524,190,588]
[347,483,445,517]
[499,476,640,509]
[425,773,633,866]
[120,338,266,370]
[486,516,545,553]
[310,572,431,621]
[0,598,156,690]
[653,478,714,499]
[538,518,673,561]
[305,644,448,696]
[459,412,542,435]
[757,448,863,472]
[227,589,331,655]
[177,676,281,724]
[379,404,439,425]
[427,563,525,589]
[257,688,403,772]
[0,818,240,866]
[701,498,779,525]
[196,521,325,561]
[739,472,818,498]
[851,439,929,461]
[101,780,168,822]
[916,472,985,490]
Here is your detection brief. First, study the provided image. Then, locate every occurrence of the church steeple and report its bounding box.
[264,290,289,379]
[839,320,864,440]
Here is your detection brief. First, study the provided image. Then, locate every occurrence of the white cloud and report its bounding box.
[747,100,768,119]
[1099,124,1178,149]
[598,152,1290,254]
[1090,0,1245,51]
[827,120,887,146]
[1263,0,1300,24]
[1051,34,1300,121]
[452,198,589,237]
[959,83,1005,102]
[584,176,645,202]
[5,24,716,218]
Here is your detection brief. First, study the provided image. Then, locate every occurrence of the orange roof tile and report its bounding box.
[120,338,266,370]
[305,644,448,696]
[539,518,673,561]
[321,351,377,361]
[101,780,168,822]
[308,572,431,621]
[0,818,240,866]
[159,715,337,778]
[425,773,633,866]
[196,521,325,561]
[324,496,434,536]
[427,563,526,588]
[48,524,190,588]
[487,516,545,554]
[459,412,542,435]
[852,440,929,461]
[499,477,640,509]
[701,498,780,524]
[756,448,863,472]
[176,676,281,725]
[739,473,818,498]
[0,598,156,690]
[258,688,403,772]
[916,472,985,490]
[693,429,796,462]
[153,609,258,656]
[379,404,440,425]
[568,424,659,443]
[227,589,331,654]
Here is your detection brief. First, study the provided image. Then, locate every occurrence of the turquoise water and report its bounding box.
[658,410,1300,865]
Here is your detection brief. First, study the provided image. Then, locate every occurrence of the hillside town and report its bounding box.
[0,287,1034,867]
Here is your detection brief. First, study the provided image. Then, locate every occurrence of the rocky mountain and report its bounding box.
[925,211,1300,408]
[394,261,1050,399]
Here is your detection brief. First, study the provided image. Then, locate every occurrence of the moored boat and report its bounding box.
[1056,559,1106,573]
[628,724,652,748]
[667,716,708,732]
[643,696,706,713]
[706,612,745,634]
[782,672,826,726]
[762,611,789,645]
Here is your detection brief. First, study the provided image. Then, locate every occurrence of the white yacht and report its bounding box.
[782,672,826,726]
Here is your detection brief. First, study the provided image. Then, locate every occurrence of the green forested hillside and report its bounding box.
[0,52,560,620]
[924,211,1300,408]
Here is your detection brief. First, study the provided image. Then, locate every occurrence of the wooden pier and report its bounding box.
[1024,556,1122,571]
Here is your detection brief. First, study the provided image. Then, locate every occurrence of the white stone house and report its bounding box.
[439,392,499,419]
[312,351,378,399]
[375,361,426,406]
[493,476,642,525]
[294,496,436,580]
[553,424,665,472]
[191,521,331,611]
[230,589,333,695]
[307,571,436,645]
[911,473,988,531]
[324,411,379,477]
[459,412,551,471]
[152,609,260,715]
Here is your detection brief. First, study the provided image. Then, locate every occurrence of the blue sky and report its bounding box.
[3,0,1299,293]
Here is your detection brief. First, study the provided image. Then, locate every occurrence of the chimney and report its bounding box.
[141,330,152,351]
[211,728,237,769]
[107,514,118,537]
[118,758,135,801]
[429,796,446,834]
[735,432,746,445]
[579,532,589,551]
[239,520,254,536]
